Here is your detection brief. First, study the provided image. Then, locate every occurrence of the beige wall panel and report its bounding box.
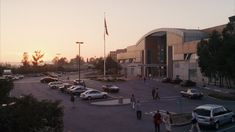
[167,32,183,46]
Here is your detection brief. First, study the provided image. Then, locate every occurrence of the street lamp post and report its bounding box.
[76,41,84,81]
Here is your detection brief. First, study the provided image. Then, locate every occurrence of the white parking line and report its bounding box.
[216,124,235,132]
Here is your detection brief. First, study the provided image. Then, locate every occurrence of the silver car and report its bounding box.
[48,81,63,89]
[193,104,235,129]
[80,89,108,100]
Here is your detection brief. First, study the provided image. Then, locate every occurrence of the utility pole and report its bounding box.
[76,42,84,81]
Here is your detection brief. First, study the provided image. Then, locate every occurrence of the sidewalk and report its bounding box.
[91,98,130,106]
[200,84,235,94]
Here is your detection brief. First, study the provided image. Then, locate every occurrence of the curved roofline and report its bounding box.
[136,28,186,45]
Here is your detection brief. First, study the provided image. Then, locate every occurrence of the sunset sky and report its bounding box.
[0,0,234,64]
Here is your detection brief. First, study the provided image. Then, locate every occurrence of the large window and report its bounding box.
[147,50,151,64]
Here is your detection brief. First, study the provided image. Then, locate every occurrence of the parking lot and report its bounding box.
[11,73,235,132]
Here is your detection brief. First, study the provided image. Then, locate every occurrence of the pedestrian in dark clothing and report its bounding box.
[155,88,160,100]
[154,110,162,132]
[152,88,156,99]
[143,77,146,83]
[135,100,142,120]
[70,94,75,108]
[130,94,136,109]
[189,110,201,132]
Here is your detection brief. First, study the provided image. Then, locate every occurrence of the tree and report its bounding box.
[106,56,122,74]
[92,56,122,74]
[52,57,68,72]
[69,55,84,65]
[0,78,64,132]
[221,22,235,88]
[0,95,63,132]
[21,52,30,67]
[0,78,13,102]
[197,22,235,88]
[52,56,59,65]
[32,50,44,66]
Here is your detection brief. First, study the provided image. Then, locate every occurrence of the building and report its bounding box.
[109,49,126,61]
[113,16,234,83]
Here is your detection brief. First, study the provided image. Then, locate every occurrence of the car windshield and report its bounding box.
[194,109,210,116]
[191,90,198,93]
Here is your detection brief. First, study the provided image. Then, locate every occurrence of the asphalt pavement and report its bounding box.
[11,74,235,132]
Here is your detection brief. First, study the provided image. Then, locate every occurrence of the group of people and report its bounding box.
[152,87,160,100]
[153,110,172,132]
[130,94,142,120]
[130,94,172,132]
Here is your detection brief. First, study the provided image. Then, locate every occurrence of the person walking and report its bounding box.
[189,110,201,132]
[143,77,146,83]
[149,73,152,80]
[135,100,142,120]
[154,110,162,132]
[152,88,156,99]
[163,111,172,132]
[155,88,160,100]
[130,94,136,109]
[70,93,75,108]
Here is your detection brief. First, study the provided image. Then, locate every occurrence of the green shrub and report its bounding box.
[0,78,13,102]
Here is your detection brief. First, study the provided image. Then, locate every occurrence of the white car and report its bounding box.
[193,104,235,129]
[48,81,63,89]
[69,86,88,95]
[102,84,119,93]
[58,83,72,92]
[66,85,85,93]
[80,89,108,100]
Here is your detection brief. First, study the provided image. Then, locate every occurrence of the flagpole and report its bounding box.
[104,25,106,80]
[103,13,106,80]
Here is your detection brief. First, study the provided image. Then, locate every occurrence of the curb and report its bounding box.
[90,98,131,106]
[207,95,235,102]
[172,121,191,127]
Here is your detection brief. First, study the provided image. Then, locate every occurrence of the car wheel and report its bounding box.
[215,122,220,130]
[88,96,92,100]
[232,116,235,123]
[103,95,107,99]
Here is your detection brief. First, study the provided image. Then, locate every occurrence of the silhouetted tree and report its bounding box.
[21,52,30,67]
[92,56,122,74]
[69,55,84,65]
[32,50,44,66]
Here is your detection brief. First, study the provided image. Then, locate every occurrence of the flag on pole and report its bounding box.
[104,17,109,36]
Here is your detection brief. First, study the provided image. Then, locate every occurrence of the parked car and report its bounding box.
[102,84,119,93]
[69,86,88,95]
[180,80,196,87]
[180,88,203,99]
[170,78,182,84]
[58,83,72,92]
[161,77,171,83]
[66,85,85,94]
[40,77,58,83]
[80,89,108,100]
[193,104,235,129]
[48,81,63,89]
[73,79,86,87]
